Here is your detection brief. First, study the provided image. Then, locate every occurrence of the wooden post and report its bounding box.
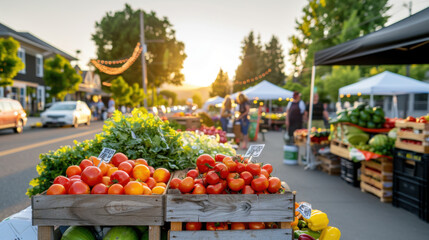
[171,222,182,231]
[149,226,160,240]
[38,226,54,240]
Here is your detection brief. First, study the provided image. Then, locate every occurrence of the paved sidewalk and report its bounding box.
[238,131,429,240]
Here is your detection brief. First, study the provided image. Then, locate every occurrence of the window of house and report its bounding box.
[414,93,428,111]
[17,48,26,74]
[36,54,43,77]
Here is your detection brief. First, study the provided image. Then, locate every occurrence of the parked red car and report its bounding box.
[0,98,27,133]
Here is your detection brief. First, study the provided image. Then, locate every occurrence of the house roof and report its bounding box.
[0,22,76,61]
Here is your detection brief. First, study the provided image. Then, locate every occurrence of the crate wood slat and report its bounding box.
[395,139,429,154]
[360,158,393,202]
[166,192,294,222]
[361,181,392,202]
[397,130,428,141]
[361,166,392,181]
[360,175,392,190]
[169,229,293,240]
[396,121,429,131]
[363,159,393,172]
[330,139,350,160]
[32,194,164,226]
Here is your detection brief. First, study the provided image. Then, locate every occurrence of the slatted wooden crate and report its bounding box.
[32,190,167,240]
[318,154,341,175]
[330,139,351,160]
[165,171,294,239]
[360,157,393,202]
[395,121,429,154]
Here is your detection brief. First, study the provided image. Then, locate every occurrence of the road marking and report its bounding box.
[0,129,101,157]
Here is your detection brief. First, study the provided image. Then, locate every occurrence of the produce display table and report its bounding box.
[165,171,295,239]
[32,191,167,240]
[167,116,201,129]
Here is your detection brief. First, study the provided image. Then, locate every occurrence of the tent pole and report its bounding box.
[305,66,316,170]
[370,94,374,107]
[393,95,398,118]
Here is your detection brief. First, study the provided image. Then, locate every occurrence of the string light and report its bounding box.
[278,97,282,101]
[357,92,362,96]
[340,94,344,98]
[347,94,351,98]
[233,68,272,86]
[91,43,142,75]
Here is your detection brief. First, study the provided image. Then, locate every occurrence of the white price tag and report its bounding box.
[244,144,265,157]
[97,148,116,165]
[131,130,137,139]
[297,202,312,219]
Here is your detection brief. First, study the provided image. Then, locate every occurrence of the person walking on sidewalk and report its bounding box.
[286,91,305,144]
[220,95,232,132]
[236,92,250,150]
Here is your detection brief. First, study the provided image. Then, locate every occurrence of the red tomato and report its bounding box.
[206,222,228,231]
[135,158,148,166]
[214,163,229,179]
[194,178,205,186]
[196,154,216,173]
[69,175,81,180]
[108,183,124,194]
[145,177,157,189]
[68,181,90,194]
[91,183,108,194]
[148,166,155,177]
[219,179,228,189]
[242,185,255,194]
[192,184,206,194]
[206,222,216,231]
[53,176,71,192]
[179,177,195,193]
[153,168,171,183]
[66,165,81,177]
[169,177,181,189]
[79,159,94,171]
[262,164,273,175]
[249,222,265,229]
[228,177,245,191]
[206,170,220,185]
[186,222,202,231]
[206,182,224,194]
[268,177,281,193]
[47,184,66,195]
[236,162,246,173]
[260,169,269,178]
[187,169,199,179]
[81,166,103,186]
[266,222,279,229]
[110,170,130,186]
[246,163,261,176]
[240,171,253,185]
[251,176,269,192]
[126,160,136,168]
[110,152,128,167]
[418,117,428,123]
[406,116,416,122]
[222,157,237,172]
[231,222,246,230]
[118,161,133,176]
[215,154,227,162]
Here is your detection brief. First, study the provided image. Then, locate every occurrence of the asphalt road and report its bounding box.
[0,121,104,220]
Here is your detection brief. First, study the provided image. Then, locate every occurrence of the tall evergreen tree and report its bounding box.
[210,68,230,97]
[263,36,286,86]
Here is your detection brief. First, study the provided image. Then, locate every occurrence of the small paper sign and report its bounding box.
[98,148,116,165]
[244,144,265,157]
[297,202,312,219]
[131,130,137,139]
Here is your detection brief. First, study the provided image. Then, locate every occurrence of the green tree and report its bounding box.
[283,81,303,93]
[0,37,24,86]
[92,4,187,91]
[129,83,146,107]
[192,93,203,108]
[263,36,286,86]
[44,54,82,100]
[289,0,390,80]
[110,76,132,106]
[322,66,360,102]
[159,90,177,106]
[210,68,230,97]
[234,31,265,92]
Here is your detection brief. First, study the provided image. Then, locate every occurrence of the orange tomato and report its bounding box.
[124,181,144,195]
[145,177,157,189]
[68,181,90,194]
[155,182,167,188]
[151,186,165,194]
[66,165,82,177]
[142,186,152,195]
[260,169,270,178]
[102,176,112,186]
[135,158,148,166]
[153,168,171,183]
[118,161,133,176]
[133,165,150,182]
[79,159,94,171]
[231,222,247,230]
[89,156,108,176]
[169,178,181,189]
[108,183,124,194]
[47,184,66,195]
[107,167,118,177]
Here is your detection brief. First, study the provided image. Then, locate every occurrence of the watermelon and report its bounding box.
[103,226,138,240]
[347,133,369,146]
[388,128,398,139]
[61,226,95,240]
[369,134,388,147]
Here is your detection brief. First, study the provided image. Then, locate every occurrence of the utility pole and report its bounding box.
[140,11,148,108]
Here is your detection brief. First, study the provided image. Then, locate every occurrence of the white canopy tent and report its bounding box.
[339,71,429,117]
[203,96,224,110]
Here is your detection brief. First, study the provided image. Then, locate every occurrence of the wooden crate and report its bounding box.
[165,172,294,239]
[168,116,201,129]
[33,192,166,240]
[395,121,429,154]
[330,139,350,160]
[318,154,341,175]
[360,158,393,202]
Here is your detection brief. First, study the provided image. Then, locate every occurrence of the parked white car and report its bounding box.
[41,101,91,128]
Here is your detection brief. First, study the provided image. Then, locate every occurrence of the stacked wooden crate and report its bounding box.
[360,157,393,202]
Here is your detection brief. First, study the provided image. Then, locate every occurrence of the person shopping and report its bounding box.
[286,91,305,144]
[236,92,250,150]
[303,93,329,129]
[220,95,232,132]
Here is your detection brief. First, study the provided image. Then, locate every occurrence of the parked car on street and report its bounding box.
[0,98,27,133]
[41,101,91,128]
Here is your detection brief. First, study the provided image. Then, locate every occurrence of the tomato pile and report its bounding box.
[46,153,171,195]
[184,221,279,231]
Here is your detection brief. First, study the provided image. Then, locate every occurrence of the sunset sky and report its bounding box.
[0,0,427,87]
